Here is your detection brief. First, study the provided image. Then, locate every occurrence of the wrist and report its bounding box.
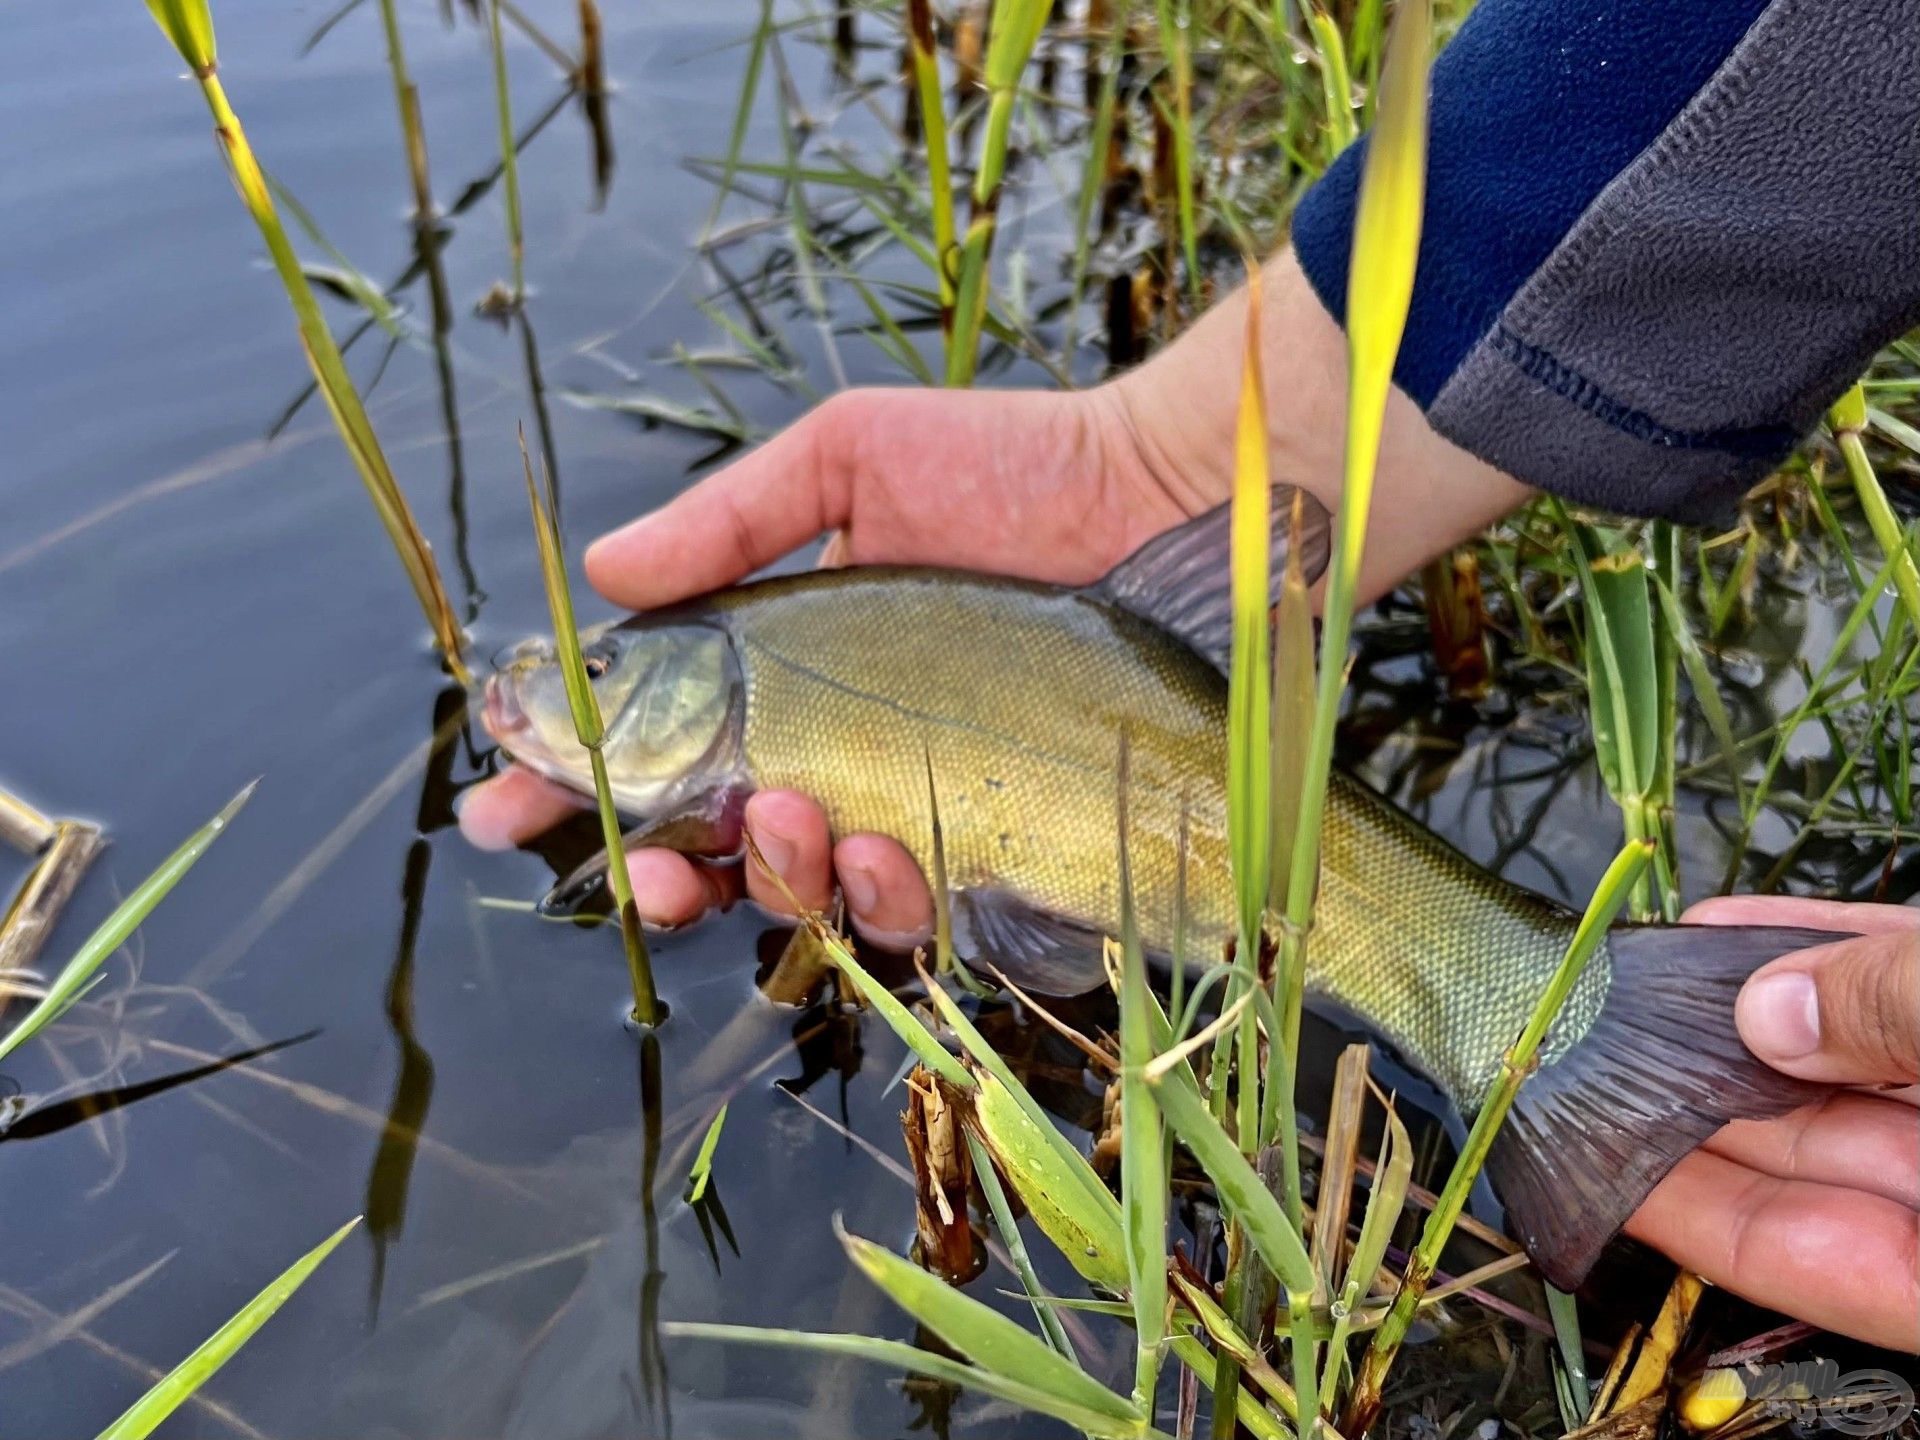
[1101,248,1532,603]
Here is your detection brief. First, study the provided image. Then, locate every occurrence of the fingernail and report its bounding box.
[842,861,879,918]
[1742,971,1821,1059]
[754,823,796,880]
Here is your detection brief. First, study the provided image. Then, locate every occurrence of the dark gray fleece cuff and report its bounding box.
[1295,0,1920,524]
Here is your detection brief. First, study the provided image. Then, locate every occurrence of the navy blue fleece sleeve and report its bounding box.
[1292,0,1920,522]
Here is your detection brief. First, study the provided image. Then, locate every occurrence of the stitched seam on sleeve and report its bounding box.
[1487,326,1800,458]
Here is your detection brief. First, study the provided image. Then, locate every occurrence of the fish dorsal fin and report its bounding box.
[1091,485,1331,671]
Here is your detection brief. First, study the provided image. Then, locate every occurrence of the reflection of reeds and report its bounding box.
[575,0,614,204]
[141,0,469,680]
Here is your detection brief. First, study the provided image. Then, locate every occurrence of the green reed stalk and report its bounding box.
[1275,0,1430,1233]
[1829,383,1920,633]
[1342,838,1652,1435]
[1302,3,1357,158]
[519,430,659,1026]
[376,0,436,222]
[489,0,526,302]
[946,0,1056,384]
[1152,0,1200,300]
[905,0,957,332]
[141,0,469,682]
[1646,520,1680,918]
[1209,273,1280,1437]
[1117,747,1169,1410]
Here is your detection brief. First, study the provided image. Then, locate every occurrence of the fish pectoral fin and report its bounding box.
[538,836,638,917]
[536,790,747,917]
[1091,485,1331,672]
[953,889,1111,997]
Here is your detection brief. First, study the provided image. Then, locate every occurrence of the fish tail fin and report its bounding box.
[1488,923,1844,1289]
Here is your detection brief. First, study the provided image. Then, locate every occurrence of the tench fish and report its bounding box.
[485,485,1840,1286]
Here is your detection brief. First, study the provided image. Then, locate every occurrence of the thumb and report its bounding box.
[1736,928,1920,1085]
[584,391,877,609]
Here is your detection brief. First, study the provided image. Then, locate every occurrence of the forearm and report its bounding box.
[1110,248,1532,606]
[1292,0,1920,522]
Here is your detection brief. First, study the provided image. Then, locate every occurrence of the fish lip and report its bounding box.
[481,672,529,743]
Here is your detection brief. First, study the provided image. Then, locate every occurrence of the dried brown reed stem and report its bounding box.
[1308,1043,1369,1287]
[0,822,108,995]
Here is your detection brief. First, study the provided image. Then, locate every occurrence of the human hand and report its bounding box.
[1625,896,1919,1352]
[461,383,1199,947]
[460,249,1525,947]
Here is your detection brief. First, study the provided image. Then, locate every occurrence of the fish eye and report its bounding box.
[583,653,610,680]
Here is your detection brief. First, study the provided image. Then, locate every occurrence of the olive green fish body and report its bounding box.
[489,488,1842,1287]
[706,566,1594,1107]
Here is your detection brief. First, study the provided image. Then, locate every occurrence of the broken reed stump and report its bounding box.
[0,787,107,1000]
[0,788,55,857]
[903,1063,984,1283]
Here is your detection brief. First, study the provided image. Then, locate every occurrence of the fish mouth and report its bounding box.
[481,672,529,744]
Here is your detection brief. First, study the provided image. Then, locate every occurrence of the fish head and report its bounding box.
[484,620,742,817]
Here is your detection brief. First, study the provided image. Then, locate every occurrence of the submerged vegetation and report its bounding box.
[1,0,1915,1434]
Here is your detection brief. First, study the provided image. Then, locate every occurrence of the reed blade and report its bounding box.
[837,1219,1144,1426]
[95,1218,359,1440]
[664,1323,1164,1438]
[1116,741,1168,1407]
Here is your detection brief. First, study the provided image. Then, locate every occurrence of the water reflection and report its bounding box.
[365,837,436,1323]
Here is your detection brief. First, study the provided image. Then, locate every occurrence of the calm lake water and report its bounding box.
[1,1,1911,1436]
